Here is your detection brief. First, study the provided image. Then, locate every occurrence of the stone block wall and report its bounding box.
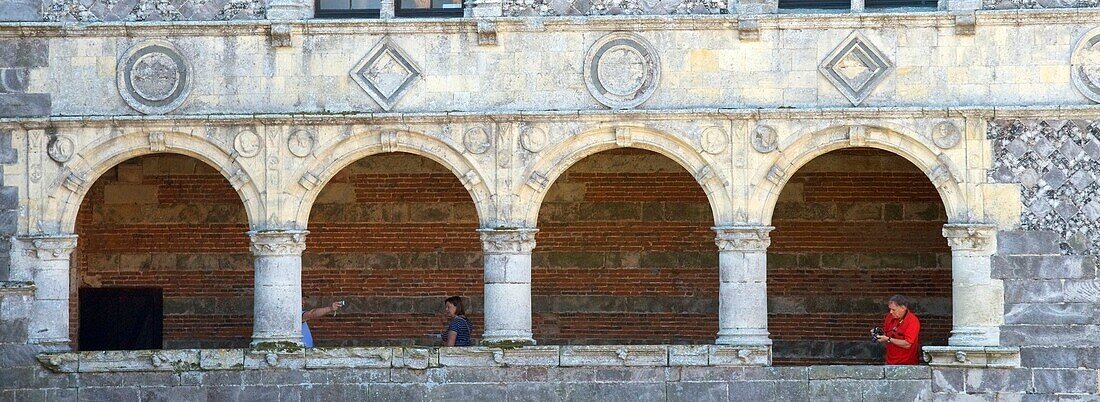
[769,148,951,365]
[73,154,252,349]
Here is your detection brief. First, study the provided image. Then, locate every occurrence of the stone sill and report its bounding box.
[37,344,771,373]
[922,346,1021,368]
[0,281,35,292]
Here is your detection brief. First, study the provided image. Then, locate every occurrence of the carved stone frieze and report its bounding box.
[477,228,537,254]
[117,41,191,115]
[1071,27,1100,103]
[713,226,773,252]
[584,32,660,110]
[750,124,777,153]
[983,0,1098,9]
[42,0,264,21]
[932,121,963,150]
[503,0,724,15]
[942,223,997,254]
[248,230,308,256]
[700,126,728,154]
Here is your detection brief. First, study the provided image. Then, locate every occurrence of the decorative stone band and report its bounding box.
[36,344,774,374]
[21,234,79,261]
[713,226,773,252]
[477,228,537,254]
[922,346,1021,368]
[247,230,308,256]
[942,223,997,255]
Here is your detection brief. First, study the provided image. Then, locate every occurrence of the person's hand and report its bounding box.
[330,301,342,311]
[876,335,890,343]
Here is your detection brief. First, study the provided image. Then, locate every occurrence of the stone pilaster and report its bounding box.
[713,226,772,348]
[942,223,1002,347]
[19,234,78,349]
[249,230,308,347]
[478,228,536,346]
[265,0,312,19]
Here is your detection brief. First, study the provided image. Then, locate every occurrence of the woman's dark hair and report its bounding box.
[889,294,911,308]
[445,296,465,316]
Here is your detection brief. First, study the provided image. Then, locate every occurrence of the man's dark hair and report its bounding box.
[889,294,911,308]
[445,296,466,316]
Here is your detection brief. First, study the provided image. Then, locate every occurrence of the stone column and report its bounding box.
[943,224,1002,347]
[249,230,308,347]
[266,0,312,19]
[478,228,536,346]
[714,226,773,346]
[21,235,78,349]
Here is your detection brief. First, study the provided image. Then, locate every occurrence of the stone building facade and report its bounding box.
[1,0,1099,399]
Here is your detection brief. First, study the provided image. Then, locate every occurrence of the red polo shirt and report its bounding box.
[883,311,921,365]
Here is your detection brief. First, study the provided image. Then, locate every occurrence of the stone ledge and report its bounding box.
[0,281,34,292]
[922,346,1021,368]
[37,344,773,373]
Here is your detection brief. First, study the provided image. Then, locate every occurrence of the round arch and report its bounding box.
[292,130,493,229]
[752,125,968,225]
[44,130,263,234]
[516,125,732,228]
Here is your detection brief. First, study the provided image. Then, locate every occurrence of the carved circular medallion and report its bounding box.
[117,40,191,115]
[233,129,262,158]
[520,126,548,153]
[700,126,728,154]
[932,121,962,150]
[751,125,778,153]
[1071,27,1100,103]
[287,130,316,158]
[463,127,492,154]
[584,32,661,110]
[47,135,74,163]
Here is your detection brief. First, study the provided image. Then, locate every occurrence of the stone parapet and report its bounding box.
[922,346,1022,368]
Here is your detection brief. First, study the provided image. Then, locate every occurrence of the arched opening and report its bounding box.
[768,148,952,365]
[73,154,251,350]
[304,152,482,346]
[534,148,716,344]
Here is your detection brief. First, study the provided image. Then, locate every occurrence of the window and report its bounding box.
[778,0,850,9]
[395,0,463,17]
[315,0,381,18]
[864,0,936,7]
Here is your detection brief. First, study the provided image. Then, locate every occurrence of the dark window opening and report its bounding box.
[865,0,937,8]
[778,0,850,9]
[394,0,463,17]
[315,0,381,19]
[78,287,163,351]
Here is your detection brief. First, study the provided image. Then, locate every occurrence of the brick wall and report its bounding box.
[769,148,952,365]
[74,154,251,349]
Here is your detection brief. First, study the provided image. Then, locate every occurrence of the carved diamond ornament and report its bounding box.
[819,32,893,106]
[351,38,422,112]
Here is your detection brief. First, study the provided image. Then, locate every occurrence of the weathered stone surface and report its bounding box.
[924,347,1022,368]
[560,382,666,402]
[1064,280,1100,302]
[886,366,932,380]
[200,349,244,370]
[0,40,47,68]
[993,256,1093,279]
[808,365,884,380]
[1004,280,1065,303]
[306,347,391,369]
[1005,303,1100,325]
[559,345,668,367]
[666,381,728,402]
[0,94,49,117]
[76,350,199,372]
[1031,369,1098,394]
[669,345,709,366]
[996,231,1063,255]
[708,345,770,367]
[965,368,1033,393]
[391,347,435,370]
[243,349,304,370]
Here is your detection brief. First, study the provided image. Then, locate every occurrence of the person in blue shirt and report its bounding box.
[442,296,472,347]
[302,301,343,348]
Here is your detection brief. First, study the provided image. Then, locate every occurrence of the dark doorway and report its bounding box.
[78,287,163,351]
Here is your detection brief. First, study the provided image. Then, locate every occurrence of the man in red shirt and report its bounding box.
[875,294,921,365]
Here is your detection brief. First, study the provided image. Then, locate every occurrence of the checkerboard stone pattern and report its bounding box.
[989,119,1100,254]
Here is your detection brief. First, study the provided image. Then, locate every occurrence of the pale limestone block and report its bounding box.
[500,346,560,366]
[244,349,306,370]
[438,347,503,367]
[78,350,199,372]
[200,349,245,370]
[708,345,771,366]
[392,347,435,370]
[36,352,79,373]
[559,345,668,367]
[669,345,709,366]
[306,347,392,369]
[923,346,1021,368]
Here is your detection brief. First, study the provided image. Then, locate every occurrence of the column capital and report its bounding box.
[713,226,773,252]
[248,230,308,256]
[477,228,537,254]
[942,223,997,255]
[19,234,78,261]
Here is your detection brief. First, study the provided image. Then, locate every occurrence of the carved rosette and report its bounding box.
[248,230,309,257]
[583,32,661,110]
[942,224,997,255]
[477,228,538,254]
[24,235,79,261]
[713,226,773,252]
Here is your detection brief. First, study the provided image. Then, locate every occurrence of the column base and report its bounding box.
[480,333,536,347]
[949,326,1000,347]
[250,337,305,351]
[716,329,772,346]
[923,346,1020,368]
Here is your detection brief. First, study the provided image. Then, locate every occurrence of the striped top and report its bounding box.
[446,316,472,346]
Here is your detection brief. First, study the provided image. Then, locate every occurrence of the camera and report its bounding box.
[870,327,884,342]
[336,300,347,307]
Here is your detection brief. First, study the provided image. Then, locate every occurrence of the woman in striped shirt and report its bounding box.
[442,296,472,347]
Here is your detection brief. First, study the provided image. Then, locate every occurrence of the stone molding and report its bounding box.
[713,226,773,252]
[247,230,308,256]
[477,228,537,254]
[19,234,78,261]
[922,346,1021,368]
[942,223,997,255]
[37,344,775,373]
